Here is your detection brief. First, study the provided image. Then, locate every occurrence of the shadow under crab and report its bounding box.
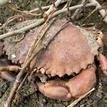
[3,18,107,100]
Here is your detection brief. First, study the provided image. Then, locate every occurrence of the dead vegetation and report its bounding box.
[0,0,107,107]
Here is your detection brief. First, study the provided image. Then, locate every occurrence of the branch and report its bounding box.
[0,65,20,72]
[67,88,95,107]
[43,0,63,18]
[0,0,9,6]
[0,3,96,40]
[89,0,107,23]
[71,0,87,20]
[30,0,67,13]
[30,5,50,13]
[4,18,56,107]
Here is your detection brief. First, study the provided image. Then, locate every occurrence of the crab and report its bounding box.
[2,19,107,100]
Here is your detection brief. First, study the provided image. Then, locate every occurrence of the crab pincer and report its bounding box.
[37,66,96,100]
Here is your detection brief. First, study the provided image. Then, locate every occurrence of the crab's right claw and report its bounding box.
[65,66,96,98]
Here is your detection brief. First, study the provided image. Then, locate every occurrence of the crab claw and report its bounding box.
[37,66,96,100]
[98,53,107,76]
[65,66,96,98]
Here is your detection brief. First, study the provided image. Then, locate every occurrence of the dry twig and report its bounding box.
[71,0,87,20]
[30,0,67,13]
[89,0,107,23]
[4,18,56,107]
[7,3,40,17]
[0,15,24,30]
[67,88,95,107]
[16,72,30,92]
[66,0,73,19]
[81,7,97,23]
[43,0,62,18]
[0,3,96,40]
[0,65,20,72]
[30,5,50,13]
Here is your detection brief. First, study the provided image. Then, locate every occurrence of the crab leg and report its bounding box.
[37,66,96,100]
[0,65,20,81]
[98,53,107,76]
[94,29,107,76]
[0,59,20,81]
[0,72,15,82]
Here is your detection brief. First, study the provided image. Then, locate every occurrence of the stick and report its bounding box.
[17,72,30,92]
[71,0,87,20]
[4,18,56,107]
[55,0,62,7]
[67,88,95,107]
[30,0,67,13]
[89,0,107,23]
[43,0,63,19]
[66,0,73,18]
[0,65,20,72]
[30,5,50,13]
[81,7,97,23]
[0,3,96,40]
[0,0,9,6]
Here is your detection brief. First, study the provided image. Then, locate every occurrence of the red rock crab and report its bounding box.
[2,19,107,100]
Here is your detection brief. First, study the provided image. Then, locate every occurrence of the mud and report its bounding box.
[0,0,107,107]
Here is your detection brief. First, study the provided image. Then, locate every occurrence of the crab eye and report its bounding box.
[97,32,101,34]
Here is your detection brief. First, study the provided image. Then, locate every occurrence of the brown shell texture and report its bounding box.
[4,19,99,77]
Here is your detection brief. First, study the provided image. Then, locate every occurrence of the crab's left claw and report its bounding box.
[98,53,107,76]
